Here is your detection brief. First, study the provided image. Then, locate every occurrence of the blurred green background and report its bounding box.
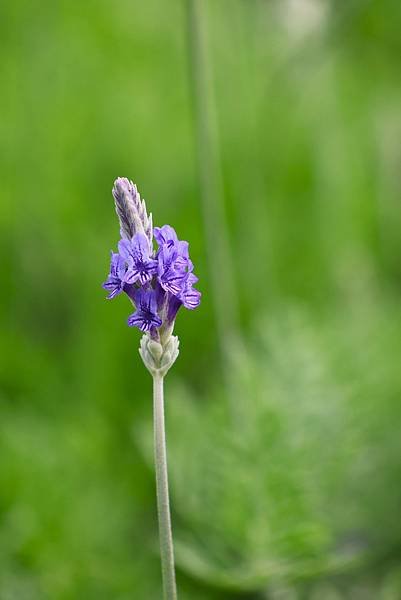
[1,0,401,598]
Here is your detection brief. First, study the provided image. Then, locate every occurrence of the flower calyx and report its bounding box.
[139,334,180,378]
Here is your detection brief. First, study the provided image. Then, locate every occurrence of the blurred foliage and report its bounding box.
[164,297,401,593]
[1,0,401,598]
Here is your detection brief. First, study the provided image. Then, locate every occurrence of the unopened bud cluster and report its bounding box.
[139,335,180,377]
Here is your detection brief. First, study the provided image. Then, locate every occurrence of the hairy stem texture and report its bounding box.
[153,374,177,600]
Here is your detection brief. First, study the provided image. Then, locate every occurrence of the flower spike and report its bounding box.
[103,178,201,347]
[112,177,153,244]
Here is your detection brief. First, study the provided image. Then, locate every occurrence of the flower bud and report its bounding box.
[139,334,179,377]
[113,177,153,244]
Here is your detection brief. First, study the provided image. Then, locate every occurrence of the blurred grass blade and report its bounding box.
[186,0,240,352]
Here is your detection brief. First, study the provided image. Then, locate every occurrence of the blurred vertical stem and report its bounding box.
[186,0,240,353]
[153,374,177,600]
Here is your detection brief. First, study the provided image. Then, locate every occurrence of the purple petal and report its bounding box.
[120,234,157,285]
[116,255,128,280]
[103,253,126,299]
[159,268,187,296]
[176,240,189,259]
[155,281,166,310]
[124,268,139,285]
[181,286,201,309]
[174,255,189,272]
[131,232,152,261]
[157,246,190,295]
[127,304,162,331]
[187,272,198,286]
[154,225,178,247]
[137,262,157,285]
[166,293,183,323]
[127,312,149,331]
[134,288,159,314]
[117,239,132,260]
[122,283,137,303]
[106,286,123,300]
[102,275,123,299]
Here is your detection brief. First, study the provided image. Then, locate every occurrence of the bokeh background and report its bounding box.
[1,0,401,598]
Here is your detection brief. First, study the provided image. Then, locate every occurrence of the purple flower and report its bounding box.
[180,273,201,309]
[154,225,189,259]
[166,294,183,324]
[128,288,162,332]
[103,178,201,335]
[167,274,201,321]
[154,227,201,317]
[154,225,178,248]
[118,233,157,286]
[157,244,189,296]
[102,252,128,299]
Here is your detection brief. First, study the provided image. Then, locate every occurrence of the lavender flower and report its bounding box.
[118,233,157,286]
[103,177,201,343]
[157,245,189,296]
[128,288,162,332]
[102,252,129,299]
[181,272,201,309]
[154,225,177,246]
[155,225,190,259]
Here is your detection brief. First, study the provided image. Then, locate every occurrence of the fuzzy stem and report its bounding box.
[153,374,177,600]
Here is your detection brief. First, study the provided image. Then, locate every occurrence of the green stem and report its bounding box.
[186,0,240,352]
[153,374,177,600]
